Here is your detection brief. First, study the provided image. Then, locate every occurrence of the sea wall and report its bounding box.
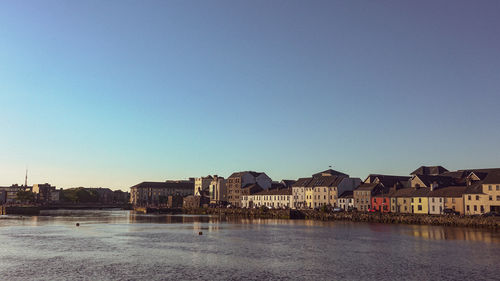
[183,208,500,229]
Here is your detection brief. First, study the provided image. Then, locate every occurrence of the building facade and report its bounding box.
[194,176,213,196]
[130,180,194,206]
[208,175,226,205]
[226,171,272,207]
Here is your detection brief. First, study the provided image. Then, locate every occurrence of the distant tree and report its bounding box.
[16,191,36,203]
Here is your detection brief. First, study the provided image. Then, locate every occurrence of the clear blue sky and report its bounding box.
[1,1,499,190]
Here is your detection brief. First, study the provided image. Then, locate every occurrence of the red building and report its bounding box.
[371,192,391,213]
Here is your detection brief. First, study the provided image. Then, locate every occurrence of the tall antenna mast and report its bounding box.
[25,168,28,187]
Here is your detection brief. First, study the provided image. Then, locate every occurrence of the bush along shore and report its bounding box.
[182,208,500,229]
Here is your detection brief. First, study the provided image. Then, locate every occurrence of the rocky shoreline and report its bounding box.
[183,208,500,229]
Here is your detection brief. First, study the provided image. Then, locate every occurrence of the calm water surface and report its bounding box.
[1,210,499,281]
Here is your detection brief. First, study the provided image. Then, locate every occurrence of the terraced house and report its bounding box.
[242,187,292,209]
[298,169,360,209]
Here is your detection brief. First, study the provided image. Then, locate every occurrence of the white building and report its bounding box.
[242,188,292,209]
[338,191,354,211]
[208,175,226,204]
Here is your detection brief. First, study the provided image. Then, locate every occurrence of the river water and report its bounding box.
[0,210,499,281]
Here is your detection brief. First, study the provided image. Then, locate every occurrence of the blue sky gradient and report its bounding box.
[1,1,499,190]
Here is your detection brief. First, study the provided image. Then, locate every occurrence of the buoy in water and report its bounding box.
[198,231,203,235]
[76,223,80,227]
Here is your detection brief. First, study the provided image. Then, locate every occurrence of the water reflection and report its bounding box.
[1,210,499,244]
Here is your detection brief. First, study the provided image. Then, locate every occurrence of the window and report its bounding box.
[432,198,434,203]
[432,206,435,211]
[468,195,471,200]
[419,198,422,203]
[467,205,470,211]
[474,205,477,211]
[497,185,500,191]
[489,196,493,201]
[489,185,492,191]
[452,198,455,204]
[439,198,442,203]
[481,205,485,213]
[476,195,480,200]
[497,196,500,201]
[418,205,422,211]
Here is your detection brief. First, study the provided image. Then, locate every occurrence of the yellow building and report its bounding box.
[464,173,500,214]
[411,187,430,214]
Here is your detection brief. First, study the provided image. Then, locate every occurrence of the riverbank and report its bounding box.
[182,208,500,229]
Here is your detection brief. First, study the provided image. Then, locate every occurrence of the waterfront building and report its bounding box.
[291,178,312,209]
[242,187,292,209]
[294,170,360,209]
[464,172,500,215]
[32,183,58,203]
[338,191,354,211]
[194,176,213,196]
[354,183,382,212]
[0,184,30,204]
[367,175,410,213]
[226,171,272,207]
[391,188,415,213]
[482,172,500,213]
[208,175,226,205]
[129,180,194,206]
[427,186,467,215]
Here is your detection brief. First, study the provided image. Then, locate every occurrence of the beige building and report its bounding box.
[464,173,500,215]
[353,183,381,212]
[208,175,226,205]
[427,186,467,215]
[291,178,311,209]
[194,176,213,196]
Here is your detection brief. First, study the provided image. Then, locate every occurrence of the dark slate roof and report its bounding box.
[312,169,348,178]
[339,191,353,198]
[130,181,194,189]
[355,183,379,191]
[483,172,500,185]
[427,186,468,198]
[439,171,469,179]
[292,178,313,187]
[367,174,411,188]
[464,181,484,195]
[242,183,264,194]
[254,188,292,196]
[281,180,297,188]
[413,175,456,187]
[411,166,449,176]
[228,171,266,178]
[306,176,345,187]
[392,187,417,198]
[411,187,431,197]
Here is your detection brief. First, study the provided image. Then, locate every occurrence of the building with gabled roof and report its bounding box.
[226,171,272,207]
[411,166,449,176]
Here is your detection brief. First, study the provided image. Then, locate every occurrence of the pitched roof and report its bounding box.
[130,181,194,189]
[411,166,449,176]
[482,172,500,184]
[292,178,313,187]
[339,191,353,198]
[412,175,456,187]
[228,171,266,178]
[367,174,411,187]
[242,183,264,194]
[427,186,467,197]
[281,180,297,188]
[254,188,292,196]
[355,183,380,191]
[464,181,484,194]
[306,176,345,187]
[312,169,348,178]
[392,187,417,198]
